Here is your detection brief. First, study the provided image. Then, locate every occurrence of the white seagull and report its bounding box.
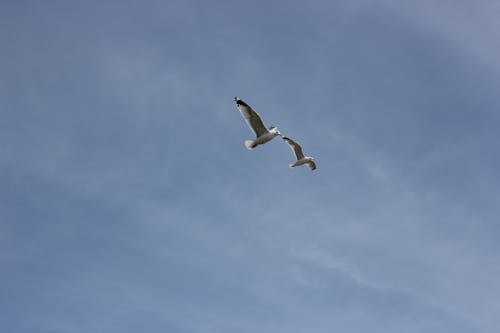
[234,97,281,149]
[282,136,317,171]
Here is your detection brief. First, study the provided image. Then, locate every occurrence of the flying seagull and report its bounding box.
[234,97,281,149]
[282,136,317,171]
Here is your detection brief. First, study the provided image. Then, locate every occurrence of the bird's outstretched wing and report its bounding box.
[235,97,269,137]
[283,137,305,160]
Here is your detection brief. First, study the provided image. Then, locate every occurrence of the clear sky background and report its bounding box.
[1,1,500,332]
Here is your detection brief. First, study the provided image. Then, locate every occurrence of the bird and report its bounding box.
[282,136,317,171]
[234,97,282,149]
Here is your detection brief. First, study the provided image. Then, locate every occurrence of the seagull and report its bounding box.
[234,97,281,149]
[282,136,317,171]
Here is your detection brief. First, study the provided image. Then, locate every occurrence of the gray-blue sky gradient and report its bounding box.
[1,1,500,332]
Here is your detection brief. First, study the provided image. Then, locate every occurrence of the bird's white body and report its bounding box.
[235,97,281,149]
[245,129,281,149]
[289,156,316,169]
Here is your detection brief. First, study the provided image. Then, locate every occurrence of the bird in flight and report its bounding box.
[282,136,317,171]
[234,97,282,149]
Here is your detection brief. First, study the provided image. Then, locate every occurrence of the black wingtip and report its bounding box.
[235,98,249,107]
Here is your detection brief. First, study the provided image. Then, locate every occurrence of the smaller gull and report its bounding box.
[234,97,281,149]
[282,136,317,171]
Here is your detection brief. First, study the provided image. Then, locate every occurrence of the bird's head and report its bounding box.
[269,126,281,136]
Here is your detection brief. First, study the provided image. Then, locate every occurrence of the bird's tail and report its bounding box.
[289,162,297,168]
[245,140,257,150]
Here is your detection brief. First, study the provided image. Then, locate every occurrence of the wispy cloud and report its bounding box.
[289,247,384,290]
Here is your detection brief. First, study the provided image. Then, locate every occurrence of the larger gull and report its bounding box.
[282,136,317,171]
[234,97,281,149]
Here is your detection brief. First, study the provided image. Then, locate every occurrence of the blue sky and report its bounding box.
[1,1,500,332]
